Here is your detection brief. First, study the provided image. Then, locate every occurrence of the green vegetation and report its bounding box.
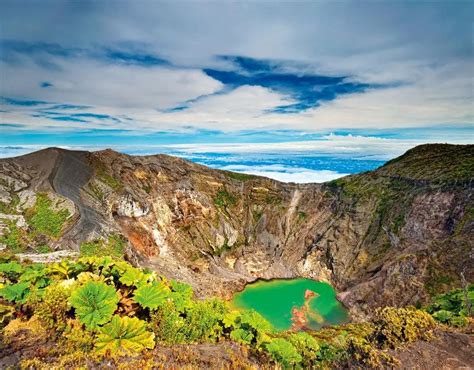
[426,285,473,327]
[214,188,236,208]
[0,197,20,215]
[88,181,105,201]
[133,282,169,309]
[425,269,456,297]
[0,220,27,252]
[265,194,282,205]
[297,211,306,221]
[225,171,256,181]
[380,144,474,184]
[69,281,119,329]
[25,193,70,238]
[0,255,470,368]
[95,164,122,191]
[79,234,126,258]
[211,239,232,256]
[265,338,302,367]
[371,306,436,348]
[95,315,155,357]
[36,244,52,254]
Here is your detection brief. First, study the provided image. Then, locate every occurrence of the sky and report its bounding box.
[0,1,473,182]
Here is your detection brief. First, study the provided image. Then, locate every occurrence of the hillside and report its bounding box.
[0,144,472,312]
[0,144,473,368]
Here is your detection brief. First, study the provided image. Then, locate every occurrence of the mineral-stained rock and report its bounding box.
[0,144,472,317]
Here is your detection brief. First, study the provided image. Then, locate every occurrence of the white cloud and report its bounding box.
[1,1,473,133]
[163,134,473,161]
[1,57,223,111]
[218,164,348,183]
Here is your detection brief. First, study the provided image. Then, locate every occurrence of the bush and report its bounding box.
[0,255,446,367]
[265,338,302,368]
[34,283,71,332]
[225,309,273,347]
[287,332,320,367]
[371,307,436,348]
[151,298,227,344]
[426,285,473,327]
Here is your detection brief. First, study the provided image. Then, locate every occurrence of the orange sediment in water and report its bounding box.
[232,279,349,330]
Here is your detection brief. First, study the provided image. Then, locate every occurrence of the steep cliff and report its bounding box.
[0,144,472,316]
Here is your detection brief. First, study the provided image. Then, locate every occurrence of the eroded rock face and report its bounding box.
[0,144,472,316]
[116,194,149,218]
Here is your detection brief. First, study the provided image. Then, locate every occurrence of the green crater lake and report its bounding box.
[232,278,349,330]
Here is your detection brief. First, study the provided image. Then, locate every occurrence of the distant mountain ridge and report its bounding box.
[0,144,472,316]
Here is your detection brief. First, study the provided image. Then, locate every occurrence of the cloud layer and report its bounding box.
[1,1,473,133]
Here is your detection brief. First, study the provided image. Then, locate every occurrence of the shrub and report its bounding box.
[37,245,52,254]
[371,307,436,348]
[61,320,96,352]
[151,298,227,345]
[0,282,30,303]
[287,332,320,366]
[150,301,186,344]
[177,299,227,343]
[426,285,473,327]
[265,338,302,368]
[225,309,272,347]
[34,284,71,332]
[119,266,147,287]
[0,303,15,328]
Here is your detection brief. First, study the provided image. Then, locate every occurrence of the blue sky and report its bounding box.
[0,1,473,182]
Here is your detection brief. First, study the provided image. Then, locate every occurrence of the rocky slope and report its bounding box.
[0,144,472,317]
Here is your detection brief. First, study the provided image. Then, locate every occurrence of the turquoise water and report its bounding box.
[232,278,349,330]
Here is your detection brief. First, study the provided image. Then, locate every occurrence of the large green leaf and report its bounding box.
[133,282,169,310]
[0,282,30,303]
[0,261,23,275]
[69,281,119,329]
[169,280,193,312]
[230,328,254,345]
[19,265,50,288]
[432,309,452,323]
[95,315,155,356]
[119,267,146,287]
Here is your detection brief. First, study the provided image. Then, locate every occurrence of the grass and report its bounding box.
[0,220,26,252]
[88,182,105,201]
[98,171,122,191]
[265,194,282,205]
[379,144,474,184]
[79,234,126,258]
[212,240,232,256]
[225,171,257,181]
[214,189,236,208]
[0,194,20,215]
[26,193,70,238]
[37,245,52,254]
[92,161,123,191]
